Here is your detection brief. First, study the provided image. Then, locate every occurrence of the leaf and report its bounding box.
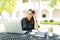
[49,0,58,7]
[0,0,17,12]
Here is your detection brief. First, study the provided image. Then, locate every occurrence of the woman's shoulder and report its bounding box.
[21,18,27,21]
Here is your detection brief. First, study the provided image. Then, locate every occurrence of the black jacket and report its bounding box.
[21,18,34,30]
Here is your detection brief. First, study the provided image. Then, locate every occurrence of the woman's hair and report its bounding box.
[28,9,35,14]
[26,9,35,23]
[32,10,35,14]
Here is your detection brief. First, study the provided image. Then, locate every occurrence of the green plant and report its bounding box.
[44,20,48,22]
[0,0,17,13]
[49,20,54,22]
[49,0,58,7]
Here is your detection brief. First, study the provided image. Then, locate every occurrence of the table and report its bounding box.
[0,32,60,40]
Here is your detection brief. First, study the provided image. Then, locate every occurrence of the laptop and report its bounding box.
[3,21,27,34]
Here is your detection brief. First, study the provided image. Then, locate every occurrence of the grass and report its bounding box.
[40,21,60,25]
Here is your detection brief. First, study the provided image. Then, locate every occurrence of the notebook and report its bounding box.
[35,32,46,37]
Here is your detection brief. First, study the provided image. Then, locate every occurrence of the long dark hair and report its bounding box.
[28,9,35,14]
[26,9,35,24]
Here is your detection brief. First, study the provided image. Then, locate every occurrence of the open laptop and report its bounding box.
[3,21,27,34]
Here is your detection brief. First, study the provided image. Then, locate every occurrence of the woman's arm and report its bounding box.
[33,14,39,30]
[21,19,27,30]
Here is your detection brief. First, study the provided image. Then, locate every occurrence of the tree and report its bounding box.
[49,0,59,7]
[0,0,17,13]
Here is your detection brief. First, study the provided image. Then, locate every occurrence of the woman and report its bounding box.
[21,9,39,31]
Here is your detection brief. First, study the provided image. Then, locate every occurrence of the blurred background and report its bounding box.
[0,0,60,35]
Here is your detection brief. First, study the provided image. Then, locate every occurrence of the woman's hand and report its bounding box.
[33,14,36,21]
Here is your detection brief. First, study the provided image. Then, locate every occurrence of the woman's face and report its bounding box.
[26,11,33,19]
